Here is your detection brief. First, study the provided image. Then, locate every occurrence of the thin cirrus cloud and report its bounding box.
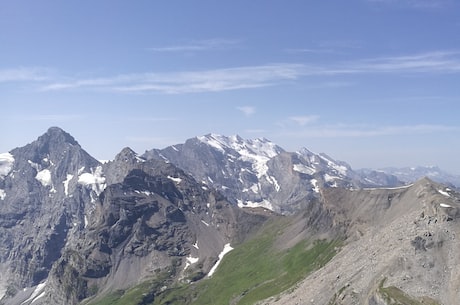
[40,64,305,94]
[237,106,256,116]
[8,114,84,122]
[289,115,320,126]
[36,50,460,94]
[0,67,51,82]
[368,0,453,9]
[148,38,241,52]
[280,123,458,138]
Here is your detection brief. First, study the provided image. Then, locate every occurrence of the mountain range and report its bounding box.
[0,127,459,305]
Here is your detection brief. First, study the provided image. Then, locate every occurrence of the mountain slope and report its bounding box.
[2,127,458,305]
[0,128,272,305]
[143,134,402,214]
[0,127,101,298]
[265,178,460,305]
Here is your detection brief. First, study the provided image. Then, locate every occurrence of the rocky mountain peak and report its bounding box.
[35,126,80,152]
[114,147,142,163]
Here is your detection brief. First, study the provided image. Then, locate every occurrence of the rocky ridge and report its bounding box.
[1,127,458,305]
[265,179,460,305]
[143,133,402,214]
[0,128,271,305]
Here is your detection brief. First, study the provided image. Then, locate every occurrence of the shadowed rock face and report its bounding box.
[0,127,100,290]
[0,128,272,305]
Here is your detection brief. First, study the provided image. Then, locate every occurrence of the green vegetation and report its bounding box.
[86,218,341,305]
[378,278,441,305]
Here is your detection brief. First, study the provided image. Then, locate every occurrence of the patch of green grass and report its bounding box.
[88,282,151,305]
[190,220,341,305]
[86,218,341,305]
[378,278,441,305]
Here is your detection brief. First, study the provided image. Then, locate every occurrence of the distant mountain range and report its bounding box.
[374,166,460,188]
[1,127,460,305]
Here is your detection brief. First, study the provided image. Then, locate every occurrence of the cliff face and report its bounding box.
[0,128,271,305]
[0,127,100,296]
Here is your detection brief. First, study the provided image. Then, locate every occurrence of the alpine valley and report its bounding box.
[1,127,460,305]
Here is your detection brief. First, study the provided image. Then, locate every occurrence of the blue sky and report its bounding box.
[1,0,460,173]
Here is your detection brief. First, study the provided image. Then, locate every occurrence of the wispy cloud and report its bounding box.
[0,67,51,82]
[280,123,458,138]
[368,0,453,9]
[148,38,240,52]
[237,106,256,116]
[289,115,320,126]
[34,50,460,94]
[9,114,84,122]
[41,64,305,94]
[354,51,460,73]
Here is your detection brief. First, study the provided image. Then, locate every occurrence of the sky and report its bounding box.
[1,0,460,173]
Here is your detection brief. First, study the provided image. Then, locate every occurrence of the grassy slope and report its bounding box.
[87,218,340,305]
[378,279,441,305]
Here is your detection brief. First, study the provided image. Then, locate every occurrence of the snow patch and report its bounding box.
[21,281,47,305]
[208,243,234,277]
[250,183,259,193]
[293,164,316,175]
[36,169,52,187]
[193,241,199,249]
[237,199,274,211]
[363,184,413,191]
[63,174,74,196]
[78,166,106,196]
[324,173,340,183]
[134,190,153,196]
[266,175,280,192]
[167,175,182,184]
[0,189,5,200]
[201,220,210,227]
[27,160,40,171]
[440,203,452,208]
[184,255,200,271]
[135,155,146,163]
[438,190,450,197]
[318,154,348,176]
[0,152,14,178]
[311,179,320,193]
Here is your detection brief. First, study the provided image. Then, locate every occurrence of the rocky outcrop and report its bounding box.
[265,178,460,305]
[0,128,272,305]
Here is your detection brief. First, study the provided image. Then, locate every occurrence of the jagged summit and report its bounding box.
[40,126,79,146]
[114,147,143,162]
[196,133,284,158]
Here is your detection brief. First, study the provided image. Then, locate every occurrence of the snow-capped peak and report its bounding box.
[197,134,283,158]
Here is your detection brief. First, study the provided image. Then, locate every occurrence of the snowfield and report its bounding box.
[35,169,52,187]
[0,152,14,178]
[208,243,234,277]
[78,166,106,196]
